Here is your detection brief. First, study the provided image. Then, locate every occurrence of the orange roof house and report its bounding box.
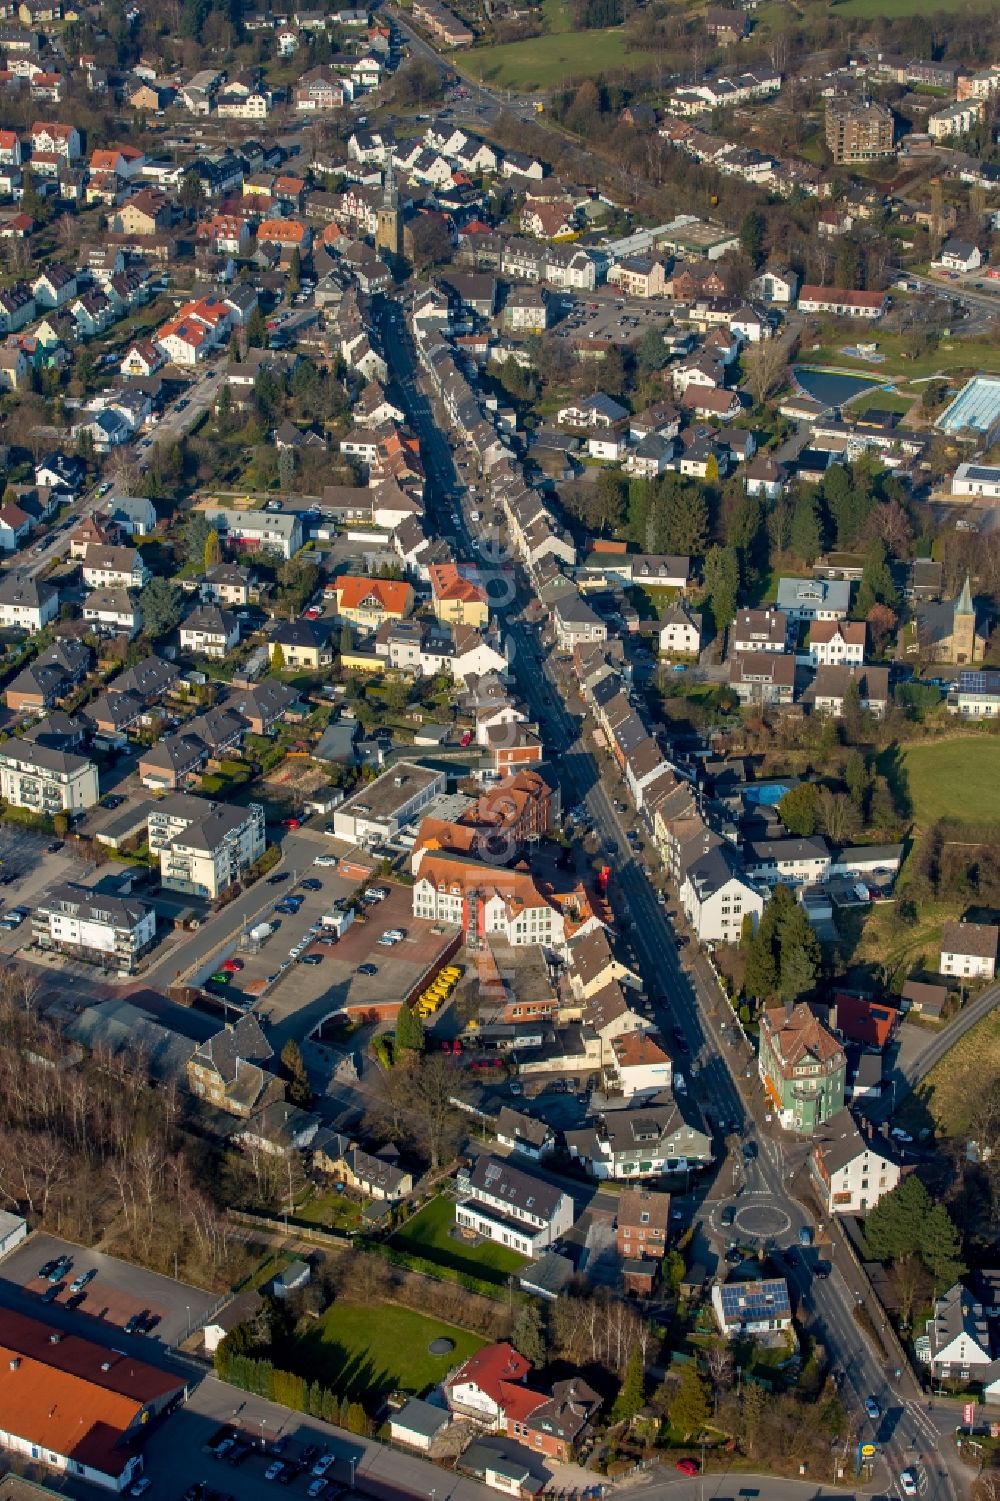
[428,561,489,626]
[256,217,310,248]
[332,575,414,625]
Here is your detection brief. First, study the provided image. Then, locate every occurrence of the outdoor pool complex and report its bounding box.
[937,374,1000,440]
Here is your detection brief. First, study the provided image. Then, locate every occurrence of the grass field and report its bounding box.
[901,739,1000,826]
[896,1010,1000,1137]
[390,1195,526,1285]
[832,0,993,15]
[808,334,1000,383]
[289,1300,484,1399]
[463,25,630,89]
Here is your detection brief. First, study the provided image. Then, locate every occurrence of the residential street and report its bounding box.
[378,297,969,1501]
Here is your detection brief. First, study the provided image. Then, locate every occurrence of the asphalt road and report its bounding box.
[379,297,965,1501]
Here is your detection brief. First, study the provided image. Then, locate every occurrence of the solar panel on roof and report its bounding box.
[719,1280,791,1321]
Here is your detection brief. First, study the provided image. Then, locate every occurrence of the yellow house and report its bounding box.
[269,619,332,671]
[332,575,414,631]
[427,562,489,628]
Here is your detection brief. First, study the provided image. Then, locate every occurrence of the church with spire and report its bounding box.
[914,574,989,664]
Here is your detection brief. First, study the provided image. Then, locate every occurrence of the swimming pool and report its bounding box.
[743,783,791,807]
[793,366,879,410]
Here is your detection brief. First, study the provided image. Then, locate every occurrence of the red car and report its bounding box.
[282,818,300,830]
[222,958,243,973]
[459,730,473,747]
[675,1459,700,1476]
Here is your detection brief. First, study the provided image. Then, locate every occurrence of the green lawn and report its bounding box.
[390,1194,527,1285]
[832,0,992,15]
[463,25,630,89]
[808,334,1000,383]
[287,1300,484,1398]
[901,740,1000,826]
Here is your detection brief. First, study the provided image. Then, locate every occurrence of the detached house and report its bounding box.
[807,619,865,667]
[179,604,239,659]
[456,1154,574,1258]
[80,544,150,592]
[187,1014,283,1117]
[940,920,998,981]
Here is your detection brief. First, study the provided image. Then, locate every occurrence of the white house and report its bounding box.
[455,1154,574,1258]
[83,587,142,638]
[952,462,1000,500]
[712,1278,792,1339]
[806,619,865,668]
[811,1109,901,1215]
[936,238,982,274]
[179,604,239,659]
[940,920,998,981]
[680,844,763,944]
[0,573,58,634]
[927,1282,995,1382]
[154,802,266,901]
[0,738,99,813]
[659,598,701,656]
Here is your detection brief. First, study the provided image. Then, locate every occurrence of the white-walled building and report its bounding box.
[940,920,998,980]
[810,1109,901,1215]
[151,799,266,901]
[32,882,156,973]
[0,739,99,813]
[680,844,764,944]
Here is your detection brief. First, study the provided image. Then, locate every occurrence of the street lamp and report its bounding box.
[259,1418,266,1449]
[349,1456,357,1490]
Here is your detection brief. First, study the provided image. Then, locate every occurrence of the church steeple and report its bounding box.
[955,574,974,616]
[376,154,401,259]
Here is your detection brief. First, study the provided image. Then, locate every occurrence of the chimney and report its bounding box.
[9,1357,20,1370]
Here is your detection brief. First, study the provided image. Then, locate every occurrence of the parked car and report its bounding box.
[265,1462,285,1482]
[675,1459,699,1476]
[899,1472,917,1498]
[865,1397,881,1422]
[69,1268,97,1293]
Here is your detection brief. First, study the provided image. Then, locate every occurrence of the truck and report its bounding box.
[249,921,274,944]
[321,908,355,939]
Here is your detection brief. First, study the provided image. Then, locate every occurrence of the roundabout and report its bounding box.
[734,1200,792,1240]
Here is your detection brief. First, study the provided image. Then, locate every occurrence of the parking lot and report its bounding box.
[74,1374,498,1501]
[0,1231,218,1346]
[552,295,671,349]
[214,876,460,1055]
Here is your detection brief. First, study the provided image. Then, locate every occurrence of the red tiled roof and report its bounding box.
[448,1342,532,1403]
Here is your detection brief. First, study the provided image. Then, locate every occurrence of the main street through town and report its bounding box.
[377,298,968,1501]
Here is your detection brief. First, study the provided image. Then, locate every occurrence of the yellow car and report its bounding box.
[440,966,462,982]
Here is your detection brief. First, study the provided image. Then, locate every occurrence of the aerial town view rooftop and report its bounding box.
[0,2,997,1501]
